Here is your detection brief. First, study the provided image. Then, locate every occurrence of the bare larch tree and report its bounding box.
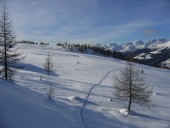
[47,83,54,99]
[44,54,54,76]
[113,61,153,111]
[43,54,55,99]
[0,3,22,80]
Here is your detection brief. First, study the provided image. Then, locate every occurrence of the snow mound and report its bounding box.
[119,109,142,116]
[119,108,129,115]
[108,98,113,101]
[153,92,159,95]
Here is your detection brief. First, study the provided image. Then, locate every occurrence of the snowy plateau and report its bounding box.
[0,44,170,128]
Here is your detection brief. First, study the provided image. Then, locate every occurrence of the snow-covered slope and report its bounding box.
[1,44,170,128]
[0,79,75,128]
[161,59,170,68]
[156,41,170,51]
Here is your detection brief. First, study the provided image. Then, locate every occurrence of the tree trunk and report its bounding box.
[128,94,131,111]
[3,9,7,79]
[128,62,132,111]
[48,62,49,76]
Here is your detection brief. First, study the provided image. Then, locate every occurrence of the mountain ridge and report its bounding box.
[97,38,169,52]
[96,38,170,69]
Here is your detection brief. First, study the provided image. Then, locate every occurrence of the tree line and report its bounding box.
[17,40,49,45]
[57,42,127,60]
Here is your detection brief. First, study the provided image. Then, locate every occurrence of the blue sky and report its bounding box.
[2,0,170,44]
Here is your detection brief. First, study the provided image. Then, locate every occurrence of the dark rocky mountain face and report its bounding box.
[131,47,170,69]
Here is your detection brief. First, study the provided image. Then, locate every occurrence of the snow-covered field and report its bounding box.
[0,44,170,128]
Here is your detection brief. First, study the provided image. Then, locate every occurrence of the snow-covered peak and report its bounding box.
[124,42,133,45]
[95,43,117,48]
[146,38,168,44]
[146,38,169,49]
[133,40,145,45]
[133,40,145,49]
[105,43,118,48]
[120,40,145,52]
[95,38,169,52]
[121,44,136,52]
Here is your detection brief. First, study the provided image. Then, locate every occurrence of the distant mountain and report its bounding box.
[120,40,145,52]
[145,38,169,49]
[96,38,169,52]
[96,38,170,69]
[132,40,170,69]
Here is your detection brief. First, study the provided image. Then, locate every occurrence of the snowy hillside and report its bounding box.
[1,44,170,128]
[0,79,75,128]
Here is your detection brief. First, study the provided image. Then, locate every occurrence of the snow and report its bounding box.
[157,41,170,51]
[119,108,129,115]
[108,98,113,101]
[1,43,170,128]
[150,51,161,54]
[134,53,145,59]
[0,80,75,128]
[161,59,170,68]
[98,39,170,52]
[134,53,152,60]
[163,41,170,48]
[153,92,159,95]
[145,54,152,59]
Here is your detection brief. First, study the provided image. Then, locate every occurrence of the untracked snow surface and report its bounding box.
[1,44,170,128]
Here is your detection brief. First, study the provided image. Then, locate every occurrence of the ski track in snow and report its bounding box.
[79,68,120,128]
